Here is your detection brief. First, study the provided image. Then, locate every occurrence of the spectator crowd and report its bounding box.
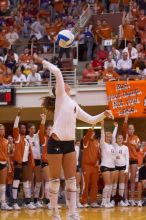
[0,0,145,86]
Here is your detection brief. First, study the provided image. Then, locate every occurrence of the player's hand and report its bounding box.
[113,121,118,127]
[124,169,128,174]
[40,113,46,122]
[104,110,114,119]
[17,107,22,116]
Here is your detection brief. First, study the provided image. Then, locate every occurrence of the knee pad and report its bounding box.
[14,167,22,180]
[49,179,60,194]
[65,177,76,192]
[23,181,29,188]
[12,180,20,188]
[119,183,125,190]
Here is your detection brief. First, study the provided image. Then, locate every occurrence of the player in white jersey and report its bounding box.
[100,120,116,208]
[33,54,113,220]
[110,122,129,207]
[26,113,46,208]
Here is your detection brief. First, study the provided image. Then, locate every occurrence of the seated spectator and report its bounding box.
[116,52,133,75]
[27,65,42,85]
[123,42,138,62]
[109,46,121,62]
[2,68,12,85]
[5,26,19,48]
[104,54,116,70]
[102,63,120,81]
[137,156,146,207]
[96,45,108,62]
[80,63,99,83]
[40,69,50,84]
[133,52,145,72]
[19,48,32,68]
[12,67,27,85]
[5,49,18,72]
[91,55,103,71]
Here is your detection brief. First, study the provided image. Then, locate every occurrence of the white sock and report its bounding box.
[45,181,50,200]
[112,183,117,197]
[49,179,60,213]
[65,177,77,214]
[23,181,31,199]
[119,183,125,198]
[102,185,110,204]
[34,182,42,199]
[76,186,80,205]
[12,180,20,201]
[107,185,112,203]
[0,184,6,204]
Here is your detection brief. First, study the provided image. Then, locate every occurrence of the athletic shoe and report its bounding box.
[1,203,12,211]
[13,203,21,210]
[110,200,115,207]
[52,213,62,220]
[77,202,84,208]
[130,200,136,206]
[137,201,142,207]
[118,201,127,207]
[101,202,111,208]
[47,203,52,210]
[26,202,36,210]
[35,201,43,208]
[83,203,90,208]
[108,202,114,208]
[58,204,62,209]
[90,203,100,208]
[124,200,130,206]
[67,211,80,220]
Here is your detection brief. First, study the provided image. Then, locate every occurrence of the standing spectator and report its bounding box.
[123,43,138,62]
[84,25,95,61]
[78,32,86,61]
[109,0,119,12]
[27,65,42,85]
[98,20,113,41]
[121,11,136,48]
[116,52,133,75]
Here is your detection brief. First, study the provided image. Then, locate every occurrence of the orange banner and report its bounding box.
[106,81,146,118]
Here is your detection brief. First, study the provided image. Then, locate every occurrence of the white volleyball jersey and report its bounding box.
[100,142,116,168]
[114,144,129,169]
[100,129,116,168]
[75,145,80,166]
[22,138,30,162]
[42,60,106,141]
[26,133,41,159]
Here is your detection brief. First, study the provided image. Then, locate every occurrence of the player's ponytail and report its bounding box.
[41,87,56,112]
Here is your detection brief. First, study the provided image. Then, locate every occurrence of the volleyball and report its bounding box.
[56,30,74,48]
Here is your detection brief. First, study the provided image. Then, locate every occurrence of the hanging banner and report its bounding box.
[106,81,146,118]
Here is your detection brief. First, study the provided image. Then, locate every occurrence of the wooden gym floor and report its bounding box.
[0,207,146,220]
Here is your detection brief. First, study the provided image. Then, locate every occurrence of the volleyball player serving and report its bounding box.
[33,54,113,220]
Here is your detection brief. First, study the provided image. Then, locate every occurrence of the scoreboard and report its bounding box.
[0,88,16,106]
